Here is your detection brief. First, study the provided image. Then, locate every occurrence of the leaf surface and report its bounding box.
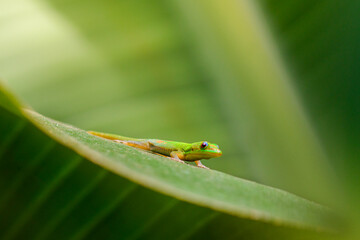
[0,85,333,239]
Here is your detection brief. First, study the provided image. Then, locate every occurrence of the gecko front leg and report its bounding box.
[194,160,209,169]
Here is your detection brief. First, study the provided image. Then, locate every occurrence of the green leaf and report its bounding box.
[0,84,334,239]
[0,0,342,205]
[1,0,358,238]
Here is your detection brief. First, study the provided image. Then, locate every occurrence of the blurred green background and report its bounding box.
[0,0,359,238]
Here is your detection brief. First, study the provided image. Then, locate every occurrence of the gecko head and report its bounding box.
[184,141,222,161]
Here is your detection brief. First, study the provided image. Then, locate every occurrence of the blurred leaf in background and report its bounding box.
[0,0,359,239]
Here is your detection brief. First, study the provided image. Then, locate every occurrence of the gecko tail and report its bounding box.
[88,131,150,150]
[87,131,138,141]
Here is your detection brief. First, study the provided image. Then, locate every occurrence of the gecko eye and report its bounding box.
[201,141,208,149]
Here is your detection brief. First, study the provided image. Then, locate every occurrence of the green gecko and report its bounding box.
[87,131,222,169]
